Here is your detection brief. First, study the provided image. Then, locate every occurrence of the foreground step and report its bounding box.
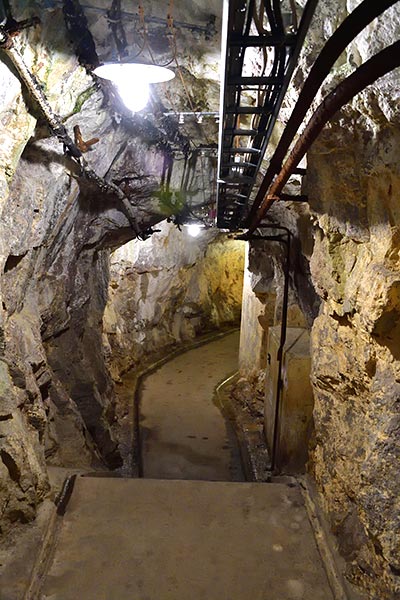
[39,477,334,600]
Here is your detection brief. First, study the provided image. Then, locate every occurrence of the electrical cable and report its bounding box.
[0,24,142,236]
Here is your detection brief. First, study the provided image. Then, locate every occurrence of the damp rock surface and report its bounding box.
[103,221,245,380]
[302,3,400,598]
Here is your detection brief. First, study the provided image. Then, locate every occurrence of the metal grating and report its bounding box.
[216,0,318,230]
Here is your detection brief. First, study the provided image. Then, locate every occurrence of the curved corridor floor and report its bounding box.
[139,330,244,481]
[36,331,337,600]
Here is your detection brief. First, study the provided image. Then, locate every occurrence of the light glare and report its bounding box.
[93,63,175,83]
[187,224,202,238]
[117,81,150,113]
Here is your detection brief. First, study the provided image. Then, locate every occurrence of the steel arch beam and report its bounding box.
[247,0,400,226]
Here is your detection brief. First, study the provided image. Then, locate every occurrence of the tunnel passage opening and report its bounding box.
[102,221,246,477]
[136,330,246,482]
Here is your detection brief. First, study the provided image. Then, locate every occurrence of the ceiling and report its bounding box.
[1,0,313,231]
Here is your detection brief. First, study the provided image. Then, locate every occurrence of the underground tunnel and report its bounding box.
[0,0,399,599]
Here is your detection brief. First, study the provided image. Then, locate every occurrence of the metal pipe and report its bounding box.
[242,224,291,474]
[246,0,399,226]
[249,37,400,230]
[272,227,290,473]
[49,0,217,37]
[0,26,141,235]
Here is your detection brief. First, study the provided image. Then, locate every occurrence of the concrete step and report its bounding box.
[40,476,334,600]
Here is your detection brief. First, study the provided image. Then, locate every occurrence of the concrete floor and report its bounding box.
[40,476,334,600]
[27,332,337,599]
[139,331,244,480]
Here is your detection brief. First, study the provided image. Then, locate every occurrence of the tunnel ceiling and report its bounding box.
[60,0,224,124]
[1,0,399,235]
[0,0,225,233]
[0,0,326,234]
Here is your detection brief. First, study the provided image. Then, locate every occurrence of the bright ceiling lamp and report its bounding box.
[93,63,175,113]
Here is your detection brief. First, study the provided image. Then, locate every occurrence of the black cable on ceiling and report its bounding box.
[62,0,99,69]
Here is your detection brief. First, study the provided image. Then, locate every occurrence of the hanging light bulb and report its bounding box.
[116,79,150,113]
[93,63,175,113]
[186,223,203,238]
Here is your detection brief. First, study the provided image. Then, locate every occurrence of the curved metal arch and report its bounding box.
[247,0,399,228]
[248,38,400,230]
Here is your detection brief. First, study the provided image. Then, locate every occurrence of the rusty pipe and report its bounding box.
[246,0,399,226]
[242,224,291,474]
[249,38,400,230]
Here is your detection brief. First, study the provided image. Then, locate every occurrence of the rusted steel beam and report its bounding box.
[248,39,400,231]
[246,0,399,225]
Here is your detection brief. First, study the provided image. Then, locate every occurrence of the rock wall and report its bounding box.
[237,3,400,598]
[238,209,318,380]
[308,103,400,598]
[103,221,245,380]
[0,3,398,599]
[238,243,273,379]
[302,4,400,599]
[0,12,98,534]
[0,4,203,534]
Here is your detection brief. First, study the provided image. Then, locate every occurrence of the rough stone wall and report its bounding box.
[0,0,226,537]
[308,118,400,598]
[238,242,276,378]
[103,221,245,380]
[0,5,187,534]
[0,12,97,534]
[0,5,398,599]
[237,3,400,598]
[302,4,400,599]
[238,212,317,380]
